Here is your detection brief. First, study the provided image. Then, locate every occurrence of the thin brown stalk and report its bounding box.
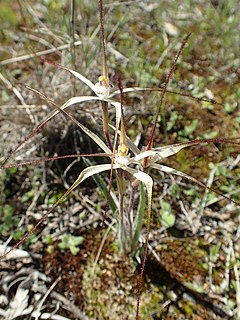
[70,0,77,93]
[146,33,191,151]
[1,117,47,168]
[1,153,111,169]
[136,182,152,319]
[99,0,109,83]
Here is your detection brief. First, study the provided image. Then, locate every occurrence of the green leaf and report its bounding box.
[166,111,179,131]
[159,200,175,228]
[28,234,38,244]
[2,90,10,102]
[47,245,54,254]
[203,131,219,139]
[209,243,221,263]
[224,102,236,114]
[184,119,199,136]
[44,234,53,245]
[170,183,180,198]
[48,192,64,205]
[58,234,84,255]
[22,190,34,203]
[131,182,146,251]
[0,3,18,28]
[13,229,25,241]
[183,188,197,197]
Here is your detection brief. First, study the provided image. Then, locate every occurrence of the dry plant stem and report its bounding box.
[0,73,35,124]
[146,33,191,151]
[113,86,223,106]
[1,154,110,169]
[33,282,89,320]
[70,0,77,78]
[136,34,191,319]
[34,277,61,320]
[99,0,109,83]
[0,41,82,66]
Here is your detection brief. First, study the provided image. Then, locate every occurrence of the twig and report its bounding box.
[0,73,35,124]
[33,284,89,320]
[231,241,240,319]
[179,200,197,233]
[34,277,61,320]
[222,241,231,292]
[70,0,77,93]
[0,244,31,260]
[199,166,217,215]
[0,41,82,66]
[93,223,114,274]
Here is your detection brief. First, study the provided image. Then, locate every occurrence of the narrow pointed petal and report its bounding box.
[133,141,200,162]
[42,96,118,154]
[150,163,240,206]
[42,96,102,124]
[109,86,221,105]
[63,66,96,92]
[74,163,119,185]
[54,105,112,154]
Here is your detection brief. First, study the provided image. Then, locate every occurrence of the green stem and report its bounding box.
[131,182,146,252]
[101,100,112,150]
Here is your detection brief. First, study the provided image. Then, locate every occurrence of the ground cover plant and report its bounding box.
[0,1,240,319]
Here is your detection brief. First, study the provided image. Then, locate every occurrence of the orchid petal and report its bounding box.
[46,163,121,217]
[52,107,112,154]
[123,167,153,243]
[150,163,240,206]
[41,96,124,154]
[110,87,152,98]
[133,141,200,162]
[109,86,221,106]
[150,162,204,185]
[63,66,96,93]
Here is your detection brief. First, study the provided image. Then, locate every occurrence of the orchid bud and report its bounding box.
[118,143,128,157]
[94,75,110,98]
[115,143,130,167]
